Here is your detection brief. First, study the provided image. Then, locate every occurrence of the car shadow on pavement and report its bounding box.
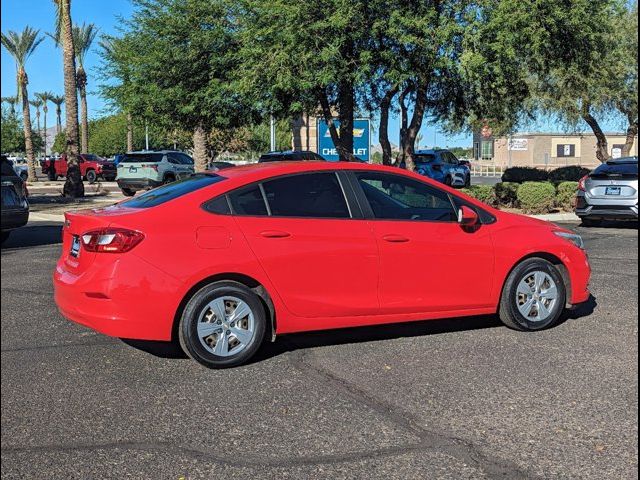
[120,297,597,365]
[1,223,62,250]
[579,220,638,230]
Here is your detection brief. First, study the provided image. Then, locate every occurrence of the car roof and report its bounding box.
[207,160,407,183]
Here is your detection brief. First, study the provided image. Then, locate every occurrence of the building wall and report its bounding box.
[479,133,638,168]
[291,114,318,152]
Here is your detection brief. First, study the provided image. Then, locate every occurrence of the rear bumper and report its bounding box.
[54,253,183,341]
[576,192,638,219]
[1,208,29,231]
[117,178,162,190]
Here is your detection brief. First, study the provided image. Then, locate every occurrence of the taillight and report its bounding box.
[81,228,144,253]
[578,175,589,192]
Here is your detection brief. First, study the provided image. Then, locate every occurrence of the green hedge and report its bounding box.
[555,181,579,211]
[502,167,549,183]
[494,182,520,208]
[460,185,496,206]
[517,182,557,214]
[548,166,591,182]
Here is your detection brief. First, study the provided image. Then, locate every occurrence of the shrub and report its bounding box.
[461,185,496,206]
[494,182,520,208]
[548,166,591,182]
[502,167,549,183]
[555,181,579,211]
[517,182,557,214]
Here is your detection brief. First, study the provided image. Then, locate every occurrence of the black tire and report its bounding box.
[444,176,453,186]
[47,168,56,181]
[1,231,10,244]
[163,174,176,184]
[121,188,136,197]
[464,173,471,188]
[85,169,97,184]
[499,258,567,331]
[581,218,601,227]
[179,281,267,369]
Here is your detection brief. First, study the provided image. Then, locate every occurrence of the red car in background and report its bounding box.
[42,154,117,183]
[54,162,591,368]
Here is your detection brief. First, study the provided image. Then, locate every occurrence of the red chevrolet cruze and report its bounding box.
[54,162,591,368]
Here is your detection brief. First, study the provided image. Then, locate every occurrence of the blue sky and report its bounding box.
[1,0,630,150]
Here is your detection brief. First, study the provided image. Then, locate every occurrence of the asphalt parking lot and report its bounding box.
[1,221,637,479]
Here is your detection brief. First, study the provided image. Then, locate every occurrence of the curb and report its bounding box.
[29,212,66,222]
[528,213,581,222]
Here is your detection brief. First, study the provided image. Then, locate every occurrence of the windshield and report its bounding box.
[120,173,225,208]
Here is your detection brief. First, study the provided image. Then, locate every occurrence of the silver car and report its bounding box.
[576,156,638,226]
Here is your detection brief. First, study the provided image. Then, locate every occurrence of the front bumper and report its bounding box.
[117,178,162,190]
[54,253,184,341]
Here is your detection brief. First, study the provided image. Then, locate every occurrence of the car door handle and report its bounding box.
[260,230,291,238]
[382,235,410,243]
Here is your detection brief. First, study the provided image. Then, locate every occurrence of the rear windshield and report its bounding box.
[414,154,436,163]
[120,153,164,164]
[591,161,638,178]
[120,173,225,208]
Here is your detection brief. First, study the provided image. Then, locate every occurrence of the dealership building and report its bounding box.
[472,131,638,168]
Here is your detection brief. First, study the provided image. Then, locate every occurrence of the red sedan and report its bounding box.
[54,162,591,368]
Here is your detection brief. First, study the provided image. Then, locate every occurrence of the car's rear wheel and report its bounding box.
[163,174,176,184]
[464,173,471,188]
[85,169,97,184]
[444,176,453,186]
[20,171,28,182]
[499,258,566,331]
[47,169,56,181]
[121,188,136,197]
[179,281,266,368]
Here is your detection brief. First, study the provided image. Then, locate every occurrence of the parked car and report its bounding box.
[207,161,235,171]
[7,159,28,181]
[576,156,638,226]
[42,154,117,183]
[116,150,195,196]
[399,149,471,188]
[54,161,591,368]
[258,150,326,162]
[1,155,29,243]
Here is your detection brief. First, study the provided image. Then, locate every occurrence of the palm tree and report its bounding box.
[73,23,98,153]
[1,96,18,116]
[50,94,65,134]
[29,98,43,155]
[1,27,44,182]
[53,0,83,197]
[35,91,54,156]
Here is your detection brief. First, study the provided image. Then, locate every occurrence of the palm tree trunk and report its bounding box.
[56,106,62,135]
[79,84,89,153]
[42,107,48,156]
[126,112,133,152]
[192,124,208,172]
[60,0,84,197]
[36,110,41,156]
[20,81,37,182]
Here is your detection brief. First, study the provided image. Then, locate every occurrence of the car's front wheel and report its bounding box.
[85,169,97,184]
[179,281,267,368]
[499,258,566,331]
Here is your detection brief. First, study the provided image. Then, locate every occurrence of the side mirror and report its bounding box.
[458,206,479,227]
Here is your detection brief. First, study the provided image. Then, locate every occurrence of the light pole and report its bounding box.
[270,115,276,152]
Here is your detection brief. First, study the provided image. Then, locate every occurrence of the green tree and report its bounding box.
[1,107,45,155]
[52,130,66,154]
[1,96,18,116]
[35,91,54,155]
[72,23,98,153]
[1,27,44,181]
[100,0,251,171]
[496,0,637,163]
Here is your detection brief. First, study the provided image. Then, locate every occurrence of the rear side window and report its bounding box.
[120,153,164,164]
[591,161,638,178]
[121,173,224,208]
[262,173,350,218]
[229,186,268,216]
[414,154,436,163]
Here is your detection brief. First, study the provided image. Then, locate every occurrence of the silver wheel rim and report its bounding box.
[196,296,255,357]
[516,271,559,323]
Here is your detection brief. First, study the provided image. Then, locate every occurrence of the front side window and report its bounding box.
[356,172,457,222]
[262,173,350,218]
